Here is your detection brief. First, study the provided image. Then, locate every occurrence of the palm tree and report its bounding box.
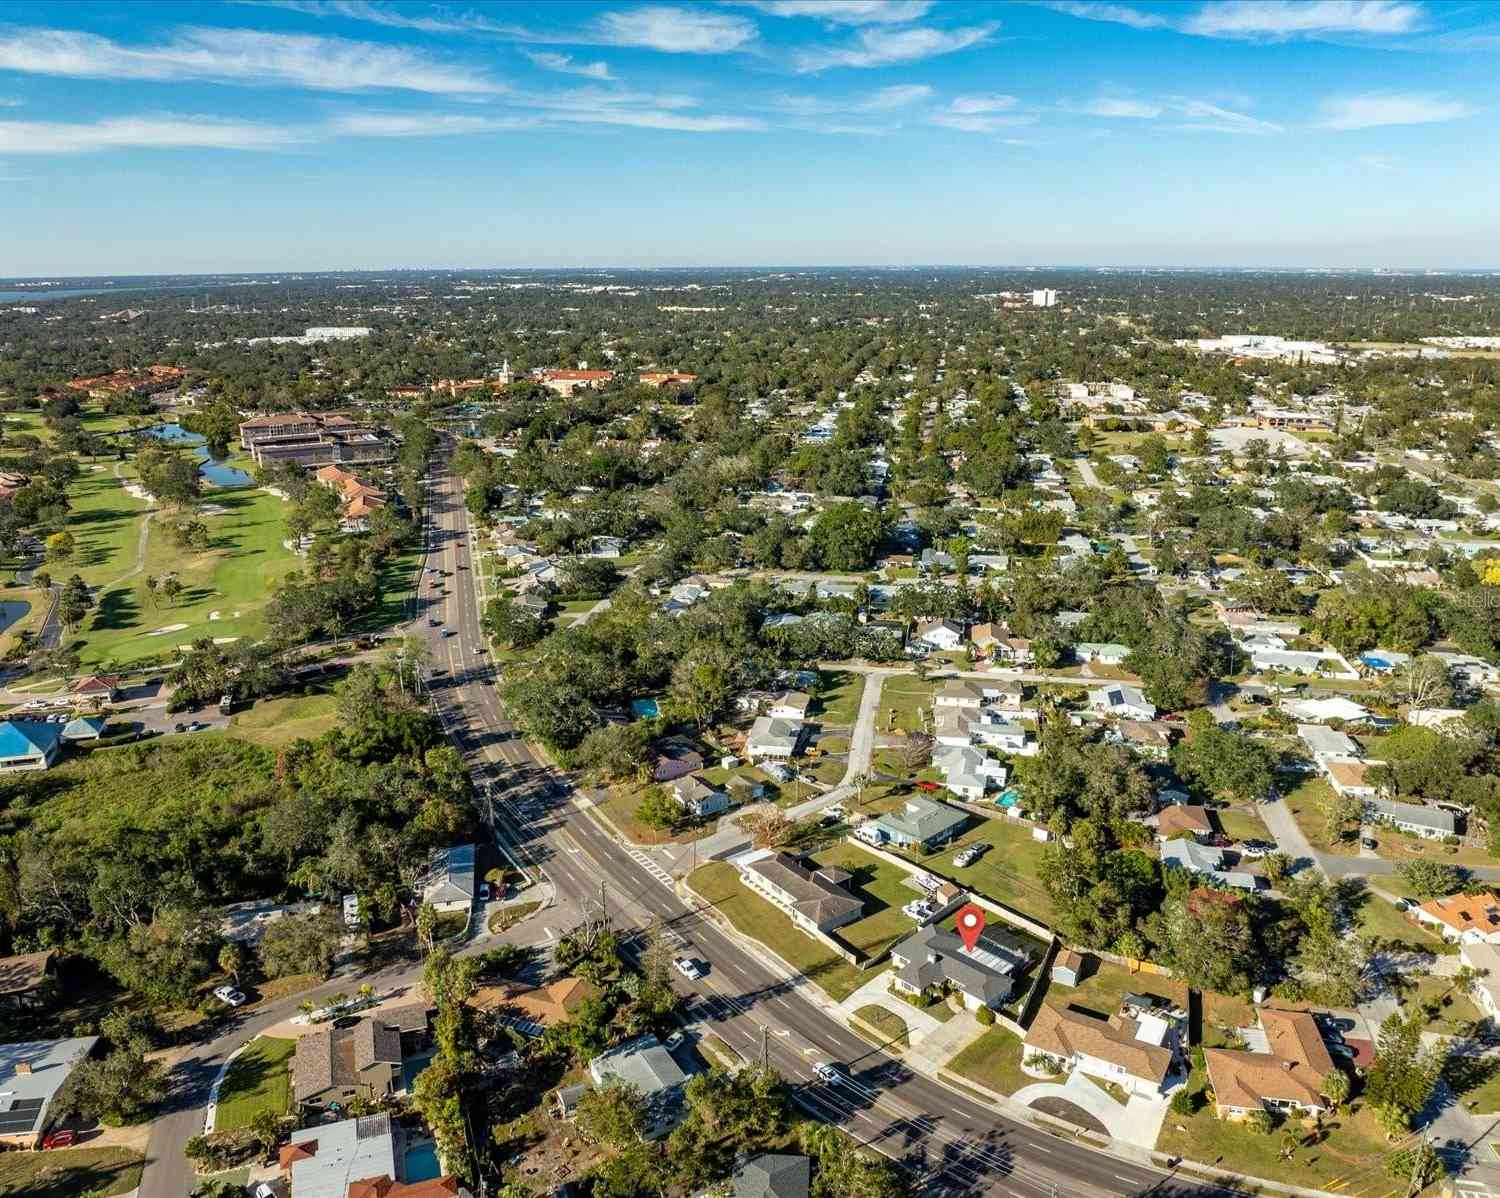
[143,575,158,609]
[1321,1068,1351,1110]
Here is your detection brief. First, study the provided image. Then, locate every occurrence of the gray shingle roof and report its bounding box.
[734,1154,811,1198]
[891,924,1025,1007]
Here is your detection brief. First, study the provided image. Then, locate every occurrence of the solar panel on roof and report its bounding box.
[0,1097,45,1132]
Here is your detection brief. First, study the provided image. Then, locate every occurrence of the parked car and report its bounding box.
[478,882,491,902]
[212,985,247,1007]
[954,842,990,867]
[1361,836,1378,850]
[663,1030,686,1050]
[1395,897,1413,911]
[41,1130,78,1149]
[673,957,704,980]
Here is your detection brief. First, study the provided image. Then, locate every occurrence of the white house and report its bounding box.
[1088,684,1156,720]
[913,619,965,652]
[1074,642,1131,667]
[746,717,804,762]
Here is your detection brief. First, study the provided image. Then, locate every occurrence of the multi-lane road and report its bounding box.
[141,445,1248,1198]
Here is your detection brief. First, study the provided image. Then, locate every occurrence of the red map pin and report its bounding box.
[956,903,985,952]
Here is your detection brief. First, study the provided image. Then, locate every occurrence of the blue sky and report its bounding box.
[1,0,1497,273]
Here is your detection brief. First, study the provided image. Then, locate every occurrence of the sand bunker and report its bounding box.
[147,623,190,637]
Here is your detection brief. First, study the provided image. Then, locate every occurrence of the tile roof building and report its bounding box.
[1204,1008,1337,1118]
[1413,891,1500,943]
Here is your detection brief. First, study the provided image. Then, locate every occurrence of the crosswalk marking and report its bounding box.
[628,847,673,887]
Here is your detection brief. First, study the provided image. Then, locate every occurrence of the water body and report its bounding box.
[0,287,111,303]
[0,599,30,636]
[139,423,255,488]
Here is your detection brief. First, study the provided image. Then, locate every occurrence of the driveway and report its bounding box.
[1012,1073,1170,1151]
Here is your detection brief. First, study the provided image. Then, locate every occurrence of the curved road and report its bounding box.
[142,446,1248,1198]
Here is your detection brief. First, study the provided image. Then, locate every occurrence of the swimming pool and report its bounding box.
[403,1141,441,1182]
[631,698,661,718]
[997,788,1021,808]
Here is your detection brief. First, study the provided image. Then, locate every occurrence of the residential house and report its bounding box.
[1461,943,1500,1019]
[1298,725,1361,760]
[733,1154,811,1198]
[934,679,985,710]
[869,797,969,851]
[0,1036,97,1147]
[292,1016,406,1108]
[1087,685,1157,721]
[672,775,730,818]
[1114,720,1175,760]
[653,738,705,782]
[1022,1004,1176,1098]
[1365,797,1454,838]
[281,1113,473,1198]
[1153,804,1214,841]
[747,717,804,762]
[767,691,812,721]
[422,844,476,913]
[472,977,600,1035]
[1325,760,1379,800]
[992,637,1034,666]
[932,744,1007,801]
[1412,892,1500,943]
[0,950,55,1010]
[913,619,965,652]
[0,720,63,772]
[969,623,1004,655]
[735,849,863,935]
[587,1035,690,1139]
[889,924,1031,1013]
[1074,642,1131,667]
[1282,696,1374,724]
[1160,839,1259,891]
[1203,1008,1337,1119]
[969,713,1032,756]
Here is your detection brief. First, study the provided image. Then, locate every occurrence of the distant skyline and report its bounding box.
[2,0,1497,273]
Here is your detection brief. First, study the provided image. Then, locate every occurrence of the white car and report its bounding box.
[814,1062,845,1085]
[663,1030,686,1050]
[212,985,247,1008]
[673,957,704,980]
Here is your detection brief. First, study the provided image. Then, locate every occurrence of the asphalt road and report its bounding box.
[141,446,1252,1198]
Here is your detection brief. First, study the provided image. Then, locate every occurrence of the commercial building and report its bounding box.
[0,720,64,772]
[1030,289,1057,308]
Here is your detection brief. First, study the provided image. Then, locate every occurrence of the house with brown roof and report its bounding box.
[293,1016,407,1108]
[735,849,863,936]
[537,369,614,396]
[471,977,599,1032]
[0,949,55,1009]
[1153,804,1214,841]
[1204,1008,1338,1118]
[1413,891,1500,944]
[71,675,120,704]
[1022,1003,1178,1098]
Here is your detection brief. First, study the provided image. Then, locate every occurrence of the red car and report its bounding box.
[915,780,941,792]
[41,1130,78,1149]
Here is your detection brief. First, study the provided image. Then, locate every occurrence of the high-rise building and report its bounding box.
[1031,289,1058,308]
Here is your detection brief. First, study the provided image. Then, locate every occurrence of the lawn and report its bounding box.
[888,815,1058,925]
[877,675,933,735]
[813,670,866,725]
[213,1035,296,1131]
[78,487,305,667]
[1349,886,1449,952]
[852,1004,910,1048]
[1214,804,1273,844]
[1157,1089,1395,1194]
[64,466,149,590]
[0,1147,145,1198]
[1043,959,1187,1023]
[1408,974,1482,1033]
[809,842,919,962]
[227,691,339,747]
[688,861,871,1000]
[1282,777,1347,852]
[945,1026,1029,1096]
[596,784,717,846]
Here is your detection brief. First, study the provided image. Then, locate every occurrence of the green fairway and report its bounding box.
[78,487,304,666]
[64,467,149,590]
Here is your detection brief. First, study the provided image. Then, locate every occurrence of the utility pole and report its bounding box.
[599,880,610,931]
[760,1024,769,1075]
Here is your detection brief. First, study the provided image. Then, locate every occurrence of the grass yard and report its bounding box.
[1369,827,1495,869]
[877,675,933,735]
[809,842,919,962]
[1214,804,1273,844]
[79,487,304,667]
[852,1004,910,1048]
[945,1026,1029,1096]
[1157,1090,1395,1195]
[596,784,717,846]
[891,815,1058,925]
[1349,886,1449,952]
[813,670,866,725]
[1282,778,1347,853]
[213,1035,296,1131]
[0,585,49,660]
[1408,974,1482,1032]
[1043,959,1187,1023]
[227,691,339,747]
[0,1147,145,1198]
[688,861,871,1000]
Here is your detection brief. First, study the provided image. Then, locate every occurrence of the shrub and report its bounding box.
[1170,1089,1198,1116]
[976,1005,995,1026]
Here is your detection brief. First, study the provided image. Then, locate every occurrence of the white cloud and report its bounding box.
[0,26,500,94]
[548,107,762,131]
[1318,91,1472,128]
[330,112,535,137]
[0,114,304,153]
[266,0,487,35]
[1072,96,1164,118]
[1174,98,1281,133]
[594,6,758,53]
[1183,0,1426,38]
[521,50,612,80]
[1047,0,1425,39]
[0,97,22,108]
[951,93,1019,114]
[745,1,936,24]
[793,22,995,71]
[858,83,933,109]
[1040,2,1169,30]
